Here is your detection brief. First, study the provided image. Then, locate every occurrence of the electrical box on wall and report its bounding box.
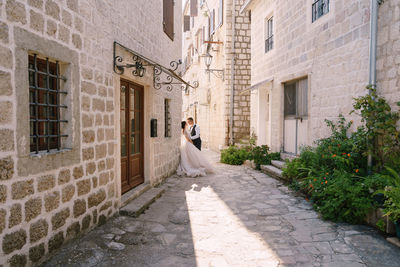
[150,119,157,137]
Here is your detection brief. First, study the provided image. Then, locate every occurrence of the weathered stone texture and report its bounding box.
[9,203,22,228]
[29,219,48,242]
[0,45,13,69]
[37,175,56,192]
[29,243,45,262]
[73,165,84,179]
[66,222,80,239]
[66,0,78,12]
[0,129,14,151]
[100,200,112,212]
[25,197,42,222]
[58,24,70,43]
[99,172,108,186]
[58,169,71,185]
[44,191,60,212]
[6,0,27,24]
[12,180,34,200]
[0,185,6,203]
[73,199,86,218]
[62,184,75,203]
[8,254,27,267]
[0,101,12,124]
[48,232,64,253]
[46,19,57,36]
[2,229,27,254]
[83,130,95,143]
[82,147,94,161]
[86,162,96,175]
[0,209,6,234]
[77,179,91,196]
[0,156,14,180]
[30,9,44,32]
[95,144,107,160]
[28,0,43,9]
[0,21,9,44]
[61,10,72,26]
[88,189,106,208]
[45,0,60,20]
[81,215,91,230]
[52,208,70,230]
[0,71,12,95]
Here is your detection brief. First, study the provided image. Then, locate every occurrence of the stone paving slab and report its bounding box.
[41,150,400,267]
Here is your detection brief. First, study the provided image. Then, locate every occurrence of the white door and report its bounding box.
[283,78,308,155]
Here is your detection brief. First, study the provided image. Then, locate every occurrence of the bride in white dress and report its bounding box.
[177,121,215,177]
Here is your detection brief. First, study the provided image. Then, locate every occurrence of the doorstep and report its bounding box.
[120,187,165,217]
[120,182,151,208]
[387,237,400,248]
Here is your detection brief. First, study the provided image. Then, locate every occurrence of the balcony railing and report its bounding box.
[312,0,330,22]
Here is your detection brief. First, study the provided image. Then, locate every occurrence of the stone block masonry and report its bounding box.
[0,0,182,265]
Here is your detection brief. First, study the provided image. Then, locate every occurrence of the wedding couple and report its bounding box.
[177,118,215,177]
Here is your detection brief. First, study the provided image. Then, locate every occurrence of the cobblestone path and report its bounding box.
[43,151,400,267]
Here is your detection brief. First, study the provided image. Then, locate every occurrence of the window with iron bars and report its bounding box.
[265,16,273,53]
[312,0,330,22]
[164,99,171,137]
[29,54,68,153]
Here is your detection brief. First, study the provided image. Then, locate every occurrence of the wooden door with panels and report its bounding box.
[120,79,144,194]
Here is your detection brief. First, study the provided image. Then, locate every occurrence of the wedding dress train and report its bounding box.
[177,131,215,177]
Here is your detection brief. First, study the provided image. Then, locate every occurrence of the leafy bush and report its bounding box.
[220,145,280,168]
[248,145,280,169]
[352,87,400,170]
[378,167,400,223]
[220,146,250,165]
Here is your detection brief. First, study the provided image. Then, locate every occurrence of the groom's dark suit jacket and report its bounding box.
[190,125,202,151]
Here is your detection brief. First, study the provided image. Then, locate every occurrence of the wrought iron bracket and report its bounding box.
[205,68,225,81]
[113,42,199,91]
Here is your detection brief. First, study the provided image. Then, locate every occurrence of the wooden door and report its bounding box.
[283,78,308,155]
[120,80,144,194]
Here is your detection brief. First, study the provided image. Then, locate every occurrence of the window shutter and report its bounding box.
[163,0,174,40]
[218,0,223,27]
[190,0,198,17]
[184,15,190,32]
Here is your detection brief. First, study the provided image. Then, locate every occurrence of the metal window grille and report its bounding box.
[29,54,68,153]
[164,99,171,137]
[312,0,330,22]
[265,17,274,53]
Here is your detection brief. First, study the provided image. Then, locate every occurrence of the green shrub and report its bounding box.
[310,171,374,224]
[248,145,281,169]
[220,146,250,165]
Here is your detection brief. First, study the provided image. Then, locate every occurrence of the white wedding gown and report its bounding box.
[177,130,215,177]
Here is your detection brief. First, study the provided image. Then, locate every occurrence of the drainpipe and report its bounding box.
[229,1,236,145]
[367,0,380,169]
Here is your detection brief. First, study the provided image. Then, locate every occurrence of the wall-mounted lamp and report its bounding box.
[202,53,224,81]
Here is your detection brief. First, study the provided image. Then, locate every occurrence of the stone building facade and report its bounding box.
[0,0,182,265]
[376,0,400,108]
[242,0,377,154]
[182,0,251,151]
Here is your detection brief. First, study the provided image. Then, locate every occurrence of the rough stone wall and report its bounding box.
[182,0,251,151]
[248,0,371,152]
[225,0,251,144]
[0,0,181,265]
[377,1,400,110]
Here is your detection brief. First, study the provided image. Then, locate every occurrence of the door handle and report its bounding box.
[295,116,303,122]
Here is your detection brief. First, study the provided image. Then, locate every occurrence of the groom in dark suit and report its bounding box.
[187,117,201,151]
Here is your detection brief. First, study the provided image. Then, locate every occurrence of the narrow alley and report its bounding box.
[42,151,400,267]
